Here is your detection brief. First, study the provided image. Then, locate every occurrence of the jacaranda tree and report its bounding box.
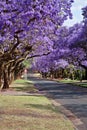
[0,0,74,89]
[32,6,87,80]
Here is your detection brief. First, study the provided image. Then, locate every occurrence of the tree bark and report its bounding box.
[0,77,2,88]
[9,71,14,85]
[80,64,87,80]
[85,68,87,80]
[0,68,3,88]
[2,69,9,89]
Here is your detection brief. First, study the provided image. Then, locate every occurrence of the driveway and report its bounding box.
[28,74,87,130]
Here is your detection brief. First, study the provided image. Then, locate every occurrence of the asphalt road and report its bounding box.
[28,74,87,130]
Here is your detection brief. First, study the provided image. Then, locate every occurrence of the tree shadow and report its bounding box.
[12,82,37,93]
[32,79,87,100]
[64,104,87,118]
[24,103,59,113]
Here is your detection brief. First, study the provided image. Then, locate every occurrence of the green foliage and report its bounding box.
[22,60,31,68]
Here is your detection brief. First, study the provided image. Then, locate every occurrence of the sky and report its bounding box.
[64,0,87,27]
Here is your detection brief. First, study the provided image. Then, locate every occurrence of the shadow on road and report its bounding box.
[28,75,87,130]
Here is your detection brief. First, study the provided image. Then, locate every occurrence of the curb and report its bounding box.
[35,83,79,130]
[50,99,83,130]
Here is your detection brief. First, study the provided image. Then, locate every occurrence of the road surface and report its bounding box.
[28,74,87,130]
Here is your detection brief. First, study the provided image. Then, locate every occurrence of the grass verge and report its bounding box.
[58,79,87,87]
[12,79,38,93]
[0,79,75,130]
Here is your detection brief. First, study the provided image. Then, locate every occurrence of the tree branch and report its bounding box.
[10,35,20,53]
[28,51,50,59]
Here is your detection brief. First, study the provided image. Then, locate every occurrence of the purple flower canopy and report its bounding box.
[0,0,87,73]
[32,5,87,72]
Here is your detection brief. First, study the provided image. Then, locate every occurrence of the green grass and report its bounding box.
[13,79,31,84]
[58,79,87,87]
[58,79,79,83]
[75,82,87,87]
[11,79,38,93]
[0,95,74,130]
[0,79,74,130]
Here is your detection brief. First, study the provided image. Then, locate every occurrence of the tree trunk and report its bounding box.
[0,69,3,88]
[9,71,14,85]
[80,64,87,80]
[85,68,87,80]
[0,77,2,88]
[0,64,4,88]
[2,70,9,89]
